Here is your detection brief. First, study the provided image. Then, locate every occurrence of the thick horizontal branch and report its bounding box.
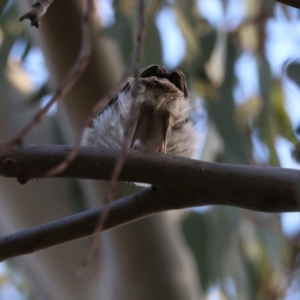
[0,143,300,260]
[1,143,300,212]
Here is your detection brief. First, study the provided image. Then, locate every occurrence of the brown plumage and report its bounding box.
[82,65,200,159]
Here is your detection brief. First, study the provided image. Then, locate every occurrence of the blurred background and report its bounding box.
[0,0,300,299]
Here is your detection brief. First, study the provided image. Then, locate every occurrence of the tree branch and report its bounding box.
[0,189,167,262]
[0,143,300,260]
[275,0,300,9]
[0,143,299,211]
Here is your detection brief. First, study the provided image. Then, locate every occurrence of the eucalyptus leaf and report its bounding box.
[207,34,249,164]
[173,4,199,61]
[185,21,216,93]
[0,0,9,18]
[181,212,211,291]
[175,0,199,28]
[197,24,217,69]
[102,10,134,65]
[21,39,31,61]
[222,237,249,300]
[261,0,276,15]
[258,226,289,270]
[292,145,300,163]
[296,124,300,136]
[257,56,280,166]
[270,81,299,145]
[287,62,300,88]
[141,16,163,66]
[182,207,243,293]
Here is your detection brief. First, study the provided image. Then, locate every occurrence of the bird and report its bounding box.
[82,65,200,159]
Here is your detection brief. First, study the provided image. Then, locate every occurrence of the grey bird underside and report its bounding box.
[82,65,200,159]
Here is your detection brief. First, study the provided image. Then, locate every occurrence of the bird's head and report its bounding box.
[128,77,184,98]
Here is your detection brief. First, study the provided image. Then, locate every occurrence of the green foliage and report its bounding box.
[1,0,300,299]
[102,10,134,65]
[182,209,292,300]
[287,62,300,87]
[207,34,250,164]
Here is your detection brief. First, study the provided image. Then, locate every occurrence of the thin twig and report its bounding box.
[134,0,146,65]
[80,0,146,269]
[0,0,94,157]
